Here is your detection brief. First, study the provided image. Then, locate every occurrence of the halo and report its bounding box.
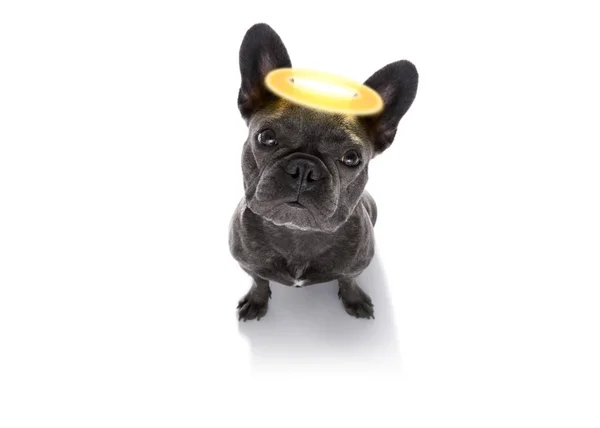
[264,68,383,116]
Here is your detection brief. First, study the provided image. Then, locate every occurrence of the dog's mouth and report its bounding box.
[286,201,306,209]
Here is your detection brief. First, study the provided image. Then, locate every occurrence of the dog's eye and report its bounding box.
[341,150,361,167]
[257,129,277,146]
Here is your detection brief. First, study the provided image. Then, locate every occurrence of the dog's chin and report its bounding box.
[247,199,336,232]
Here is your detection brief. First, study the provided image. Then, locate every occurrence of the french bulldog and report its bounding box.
[229,23,418,321]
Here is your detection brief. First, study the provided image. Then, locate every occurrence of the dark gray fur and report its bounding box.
[229,23,418,321]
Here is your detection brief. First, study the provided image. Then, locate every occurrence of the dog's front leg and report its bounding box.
[237,276,271,321]
[338,278,374,319]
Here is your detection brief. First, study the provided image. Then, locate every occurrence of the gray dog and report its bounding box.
[229,23,418,321]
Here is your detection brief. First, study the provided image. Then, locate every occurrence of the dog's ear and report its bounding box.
[238,23,291,120]
[360,60,418,155]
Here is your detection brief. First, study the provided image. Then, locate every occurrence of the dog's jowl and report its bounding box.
[229,23,418,321]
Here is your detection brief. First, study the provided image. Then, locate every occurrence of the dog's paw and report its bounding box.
[237,292,270,321]
[338,287,375,319]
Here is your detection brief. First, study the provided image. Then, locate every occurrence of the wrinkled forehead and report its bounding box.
[251,100,368,146]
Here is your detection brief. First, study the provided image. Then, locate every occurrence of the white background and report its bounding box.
[1,1,599,426]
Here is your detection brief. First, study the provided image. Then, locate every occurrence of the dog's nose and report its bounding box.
[285,157,323,183]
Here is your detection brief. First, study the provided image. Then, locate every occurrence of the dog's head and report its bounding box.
[237,24,418,232]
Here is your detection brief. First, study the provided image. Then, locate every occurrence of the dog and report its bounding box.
[229,23,418,320]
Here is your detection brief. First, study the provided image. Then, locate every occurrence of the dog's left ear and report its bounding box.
[238,23,291,121]
[360,60,419,155]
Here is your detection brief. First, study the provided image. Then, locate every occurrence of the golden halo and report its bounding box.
[264,68,383,116]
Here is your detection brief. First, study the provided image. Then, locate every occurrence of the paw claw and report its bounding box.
[237,294,269,321]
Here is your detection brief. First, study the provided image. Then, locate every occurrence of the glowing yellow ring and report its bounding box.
[264,68,383,116]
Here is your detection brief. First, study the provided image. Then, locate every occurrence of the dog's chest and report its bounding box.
[268,249,350,287]
[286,261,310,287]
[232,205,372,287]
[261,254,330,287]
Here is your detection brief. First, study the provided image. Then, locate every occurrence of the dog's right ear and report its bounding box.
[238,23,291,121]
